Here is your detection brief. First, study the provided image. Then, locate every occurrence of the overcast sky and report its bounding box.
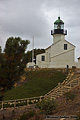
[0,0,80,61]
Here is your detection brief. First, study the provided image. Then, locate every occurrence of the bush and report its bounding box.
[75,113,80,120]
[36,98,56,115]
[64,91,75,101]
[76,115,80,120]
[18,110,35,120]
[0,95,4,101]
[72,66,76,71]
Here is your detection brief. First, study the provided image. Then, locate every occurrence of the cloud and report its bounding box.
[0,0,80,60]
[0,0,49,48]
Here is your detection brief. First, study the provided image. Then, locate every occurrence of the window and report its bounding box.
[41,56,45,61]
[64,44,67,50]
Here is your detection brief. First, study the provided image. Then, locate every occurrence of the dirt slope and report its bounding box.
[0,85,80,120]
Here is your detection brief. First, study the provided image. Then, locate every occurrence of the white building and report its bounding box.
[36,17,80,68]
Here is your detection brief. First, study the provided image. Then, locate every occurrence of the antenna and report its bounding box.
[32,36,34,62]
[59,9,60,17]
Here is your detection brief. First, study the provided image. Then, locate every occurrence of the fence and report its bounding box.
[25,68,70,73]
[0,96,44,110]
[45,71,80,99]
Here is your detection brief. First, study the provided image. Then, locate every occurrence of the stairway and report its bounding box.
[44,69,80,99]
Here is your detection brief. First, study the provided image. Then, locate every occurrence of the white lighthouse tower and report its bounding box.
[51,16,67,44]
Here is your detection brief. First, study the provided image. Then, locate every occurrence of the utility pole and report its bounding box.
[32,36,34,62]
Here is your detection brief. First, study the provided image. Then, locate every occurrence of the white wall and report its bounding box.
[36,53,48,68]
[50,40,75,59]
[46,47,51,62]
[48,61,75,68]
[78,59,80,63]
[26,62,35,68]
[75,61,80,68]
[51,49,74,63]
[36,39,75,68]
[36,32,76,68]
[53,34,65,43]
[45,40,75,64]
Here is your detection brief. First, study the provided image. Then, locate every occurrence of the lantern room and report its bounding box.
[54,17,64,29]
[51,16,67,35]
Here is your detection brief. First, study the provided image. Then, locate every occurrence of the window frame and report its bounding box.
[41,55,45,61]
[64,44,67,50]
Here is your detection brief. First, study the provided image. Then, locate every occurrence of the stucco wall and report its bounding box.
[53,34,65,43]
[75,62,80,68]
[51,49,74,63]
[50,40,75,58]
[45,47,51,62]
[45,40,75,64]
[78,59,80,63]
[36,38,76,68]
[36,53,48,68]
[48,61,75,68]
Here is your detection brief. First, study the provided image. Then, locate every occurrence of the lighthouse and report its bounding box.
[36,16,76,68]
[51,17,67,43]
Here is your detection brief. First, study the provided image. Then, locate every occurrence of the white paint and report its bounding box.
[35,17,80,68]
[53,34,65,44]
[36,32,80,68]
[26,62,35,68]
[36,34,77,68]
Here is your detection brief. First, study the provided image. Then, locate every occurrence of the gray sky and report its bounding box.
[0,0,80,61]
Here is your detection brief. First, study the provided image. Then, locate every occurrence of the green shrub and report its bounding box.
[76,116,80,120]
[64,91,75,101]
[36,98,56,115]
[0,95,4,101]
[3,103,14,108]
[16,100,27,107]
[18,110,35,120]
[72,66,76,69]
[76,113,80,120]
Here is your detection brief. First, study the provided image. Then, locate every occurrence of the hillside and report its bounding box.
[3,69,66,100]
[0,85,80,120]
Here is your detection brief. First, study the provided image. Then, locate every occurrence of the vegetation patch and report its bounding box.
[63,91,76,102]
[17,110,35,120]
[36,98,56,115]
[76,113,80,120]
[3,70,66,100]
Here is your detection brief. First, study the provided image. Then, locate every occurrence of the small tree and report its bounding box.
[0,37,29,90]
[0,46,1,53]
[25,49,45,63]
[76,114,80,120]
[64,91,75,103]
[18,111,35,120]
[37,98,56,115]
